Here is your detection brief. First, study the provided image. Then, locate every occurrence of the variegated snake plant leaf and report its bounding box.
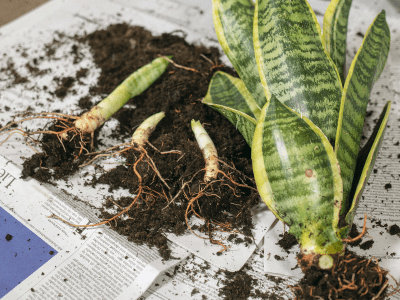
[204,0,390,269]
[322,0,353,84]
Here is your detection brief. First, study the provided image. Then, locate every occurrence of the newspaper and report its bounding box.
[0,0,400,299]
[0,155,190,300]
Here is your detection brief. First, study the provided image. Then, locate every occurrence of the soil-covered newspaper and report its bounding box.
[1,0,400,299]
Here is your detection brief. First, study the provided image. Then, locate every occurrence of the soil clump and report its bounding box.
[277,232,297,252]
[17,24,259,259]
[81,24,259,259]
[21,118,99,181]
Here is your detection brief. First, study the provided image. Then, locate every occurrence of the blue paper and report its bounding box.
[0,207,57,298]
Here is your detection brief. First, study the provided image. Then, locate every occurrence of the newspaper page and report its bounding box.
[0,155,190,300]
[1,0,400,299]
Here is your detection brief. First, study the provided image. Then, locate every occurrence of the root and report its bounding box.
[387,285,400,297]
[48,152,146,228]
[200,53,225,72]
[293,250,392,300]
[142,147,170,190]
[217,158,255,183]
[217,170,258,192]
[162,170,203,210]
[159,55,201,74]
[207,221,228,253]
[0,113,92,158]
[371,280,389,300]
[0,112,76,133]
[343,213,368,243]
[0,129,40,153]
[79,143,131,167]
[183,169,256,253]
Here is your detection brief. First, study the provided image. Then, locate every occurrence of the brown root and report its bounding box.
[343,213,368,243]
[49,152,145,228]
[159,55,201,74]
[0,113,86,152]
[79,143,131,167]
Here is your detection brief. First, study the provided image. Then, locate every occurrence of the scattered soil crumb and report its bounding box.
[1,61,29,84]
[54,76,75,98]
[389,224,400,235]
[219,268,286,300]
[359,240,375,250]
[277,232,297,251]
[219,270,256,300]
[191,288,200,296]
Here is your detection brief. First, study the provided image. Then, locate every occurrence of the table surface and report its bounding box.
[0,0,49,27]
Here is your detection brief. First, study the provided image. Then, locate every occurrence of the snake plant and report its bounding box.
[203,0,390,269]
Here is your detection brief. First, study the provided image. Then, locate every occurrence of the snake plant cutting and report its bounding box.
[203,0,391,270]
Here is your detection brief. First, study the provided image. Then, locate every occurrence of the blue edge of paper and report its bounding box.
[0,206,57,298]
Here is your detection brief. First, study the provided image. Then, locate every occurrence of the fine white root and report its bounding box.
[191,119,219,182]
[131,112,165,147]
[74,56,171,133]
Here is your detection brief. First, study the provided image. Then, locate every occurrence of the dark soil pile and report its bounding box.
[16,24,259,259]
[81,24,259,259]
[95,147,258,259]
[294,250,390,300]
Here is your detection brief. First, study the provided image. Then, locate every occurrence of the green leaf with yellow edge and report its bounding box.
[337,102,391,239]
[322,0,352,84]
[252,95,343,255]
[253,0,343,142]
[212,0,267,107]
[335,11,390,211]
[203,71,261,146]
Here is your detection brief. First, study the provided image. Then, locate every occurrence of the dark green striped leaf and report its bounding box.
[254,0,343,142]
[322,0,352,84]
[335,11,390,211]
[341,102,391,237]
[203,71,260,145]
[212,0,267,107]
[252,95,343,255]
